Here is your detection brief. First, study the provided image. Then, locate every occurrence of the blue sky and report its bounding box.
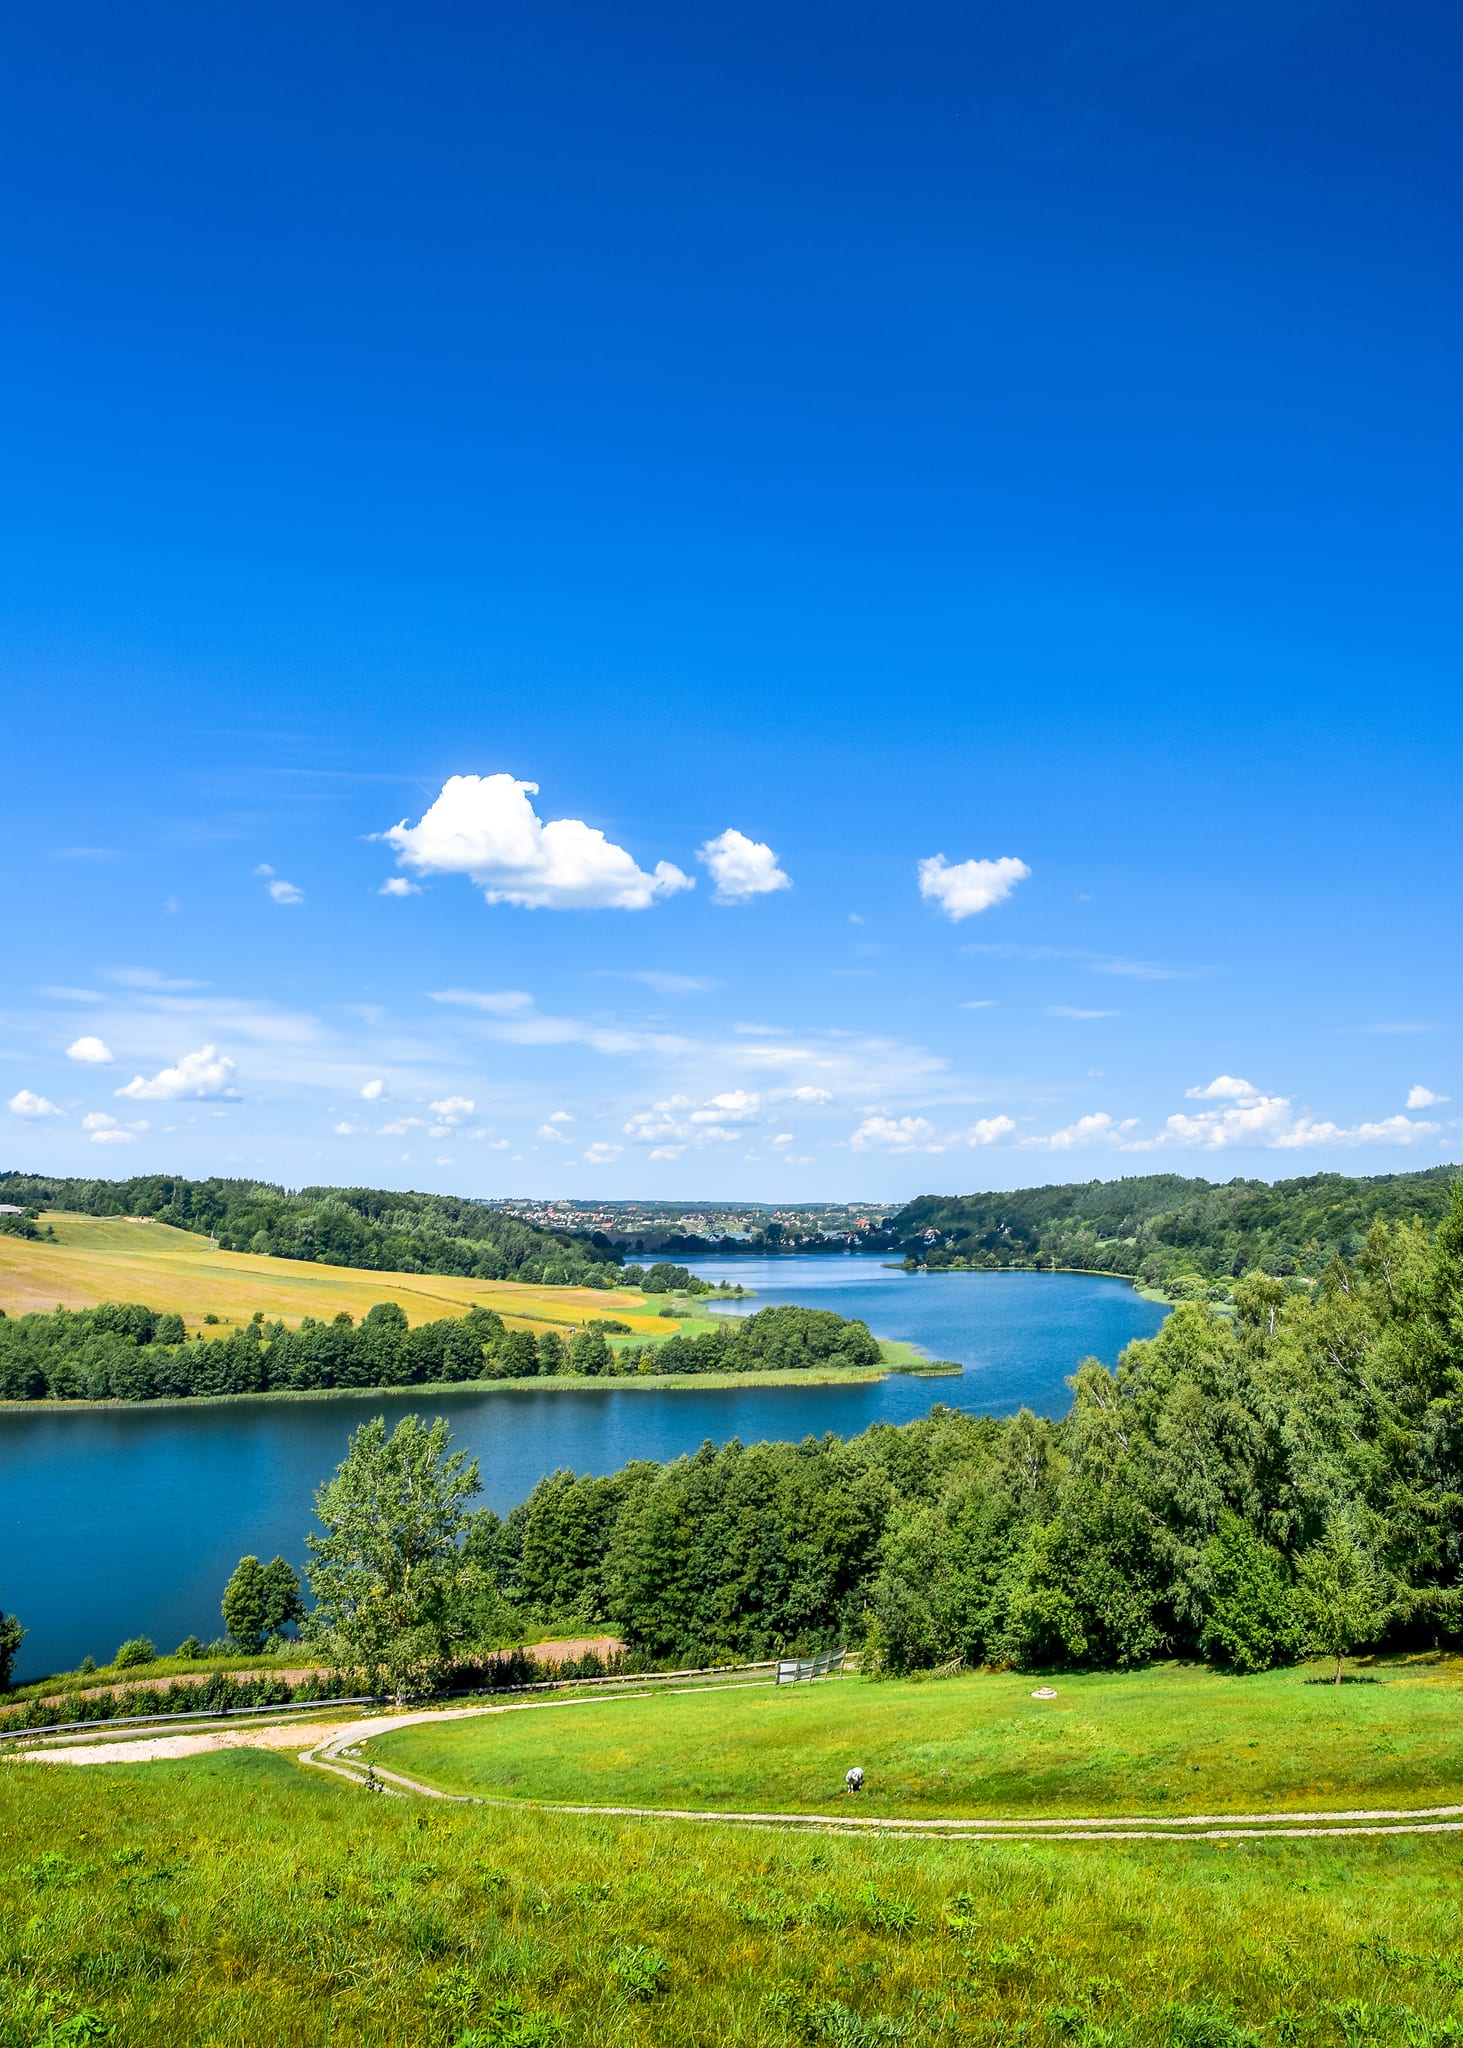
[3,0,1459,1200]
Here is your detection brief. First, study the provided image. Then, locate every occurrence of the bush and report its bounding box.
[174,1635,204,1659]
[1198,1516,1303,1674]
[113,1637,157,1669]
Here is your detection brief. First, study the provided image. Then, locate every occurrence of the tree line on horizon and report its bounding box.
[0,1171,620,1286]
[886,1165,1458,1292]
[3,1164,1455,1300]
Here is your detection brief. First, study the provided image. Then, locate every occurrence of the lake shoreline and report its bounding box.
[0,1350,961,1416]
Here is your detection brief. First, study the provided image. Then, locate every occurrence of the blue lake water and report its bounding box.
[0,1261,1165,1680]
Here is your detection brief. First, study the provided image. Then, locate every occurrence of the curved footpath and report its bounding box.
[12,1691,1463,1843]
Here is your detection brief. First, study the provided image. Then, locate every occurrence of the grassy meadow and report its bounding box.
[366,1657,1463,1822]
[0,1210,668,1337]
[4,1739,1463,2047]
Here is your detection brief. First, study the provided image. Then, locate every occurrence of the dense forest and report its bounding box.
[0,1298,881,1403]
[0,1171,618,1285]
[886,1167,1457,1290]
[467,1181,1463,1672]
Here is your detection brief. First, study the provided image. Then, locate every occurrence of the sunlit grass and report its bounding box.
[3,1745,1462,2045]
[369,1656,1463,1821]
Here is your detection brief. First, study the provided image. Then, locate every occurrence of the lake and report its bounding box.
[0,1262,1165,1680]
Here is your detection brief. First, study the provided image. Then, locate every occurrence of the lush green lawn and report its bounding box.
[368,1657,1463,1820]
[4,1745,1463,2046]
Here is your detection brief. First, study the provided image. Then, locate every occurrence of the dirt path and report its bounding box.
[11,1717,361,1766]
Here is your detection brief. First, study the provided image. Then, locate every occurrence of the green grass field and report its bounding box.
[367,1658,1463,1821]
[5,1742,1463,2048]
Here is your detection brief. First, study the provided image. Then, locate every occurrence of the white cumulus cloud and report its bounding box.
[1273,1113,1442,1149]
[851,1114,939,1152]
[918,854,1030,922]
[91,1128,137,1145]
[1407,1085,1450,1109]
[9,1089,62,1119]
[582,1142,620,1165]
[691,1089,760,1123]
[538,1122,571,1143]
[382,773,693,911]
[116,1046,238,1102]
[961,1115,1019,1145]
[379,877,421,897]
[1026,1112,1137,1150]
[66,1036,114,1064]
[1160,1095,1295,1148]
[697,828,792,904]
[266,878,304,905]
[1186,1075,1260,1100]
[359,1079,384,1101]
[429,1096,475,1126]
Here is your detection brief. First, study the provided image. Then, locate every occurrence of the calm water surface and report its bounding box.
[1,1261,1165,1678]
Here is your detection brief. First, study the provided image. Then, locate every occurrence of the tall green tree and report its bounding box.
[222,1554,306,1651]
[1297,1523,1388,1683]
[305,1414,482,1702]
[0,1607,24,1691]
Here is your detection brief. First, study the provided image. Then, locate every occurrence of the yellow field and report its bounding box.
[0,1212,666,1338]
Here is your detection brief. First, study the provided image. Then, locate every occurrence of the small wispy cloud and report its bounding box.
[429,988,535,1014]
[1049,1006,1119,1020]
[595,970,720,995]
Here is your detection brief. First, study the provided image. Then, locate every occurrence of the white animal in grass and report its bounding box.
[845,1766,864,1793]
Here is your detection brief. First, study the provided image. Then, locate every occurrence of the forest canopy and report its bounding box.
[887,1166,1457,1290]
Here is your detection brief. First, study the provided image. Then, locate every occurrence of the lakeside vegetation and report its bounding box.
[0,1293,902,1404]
